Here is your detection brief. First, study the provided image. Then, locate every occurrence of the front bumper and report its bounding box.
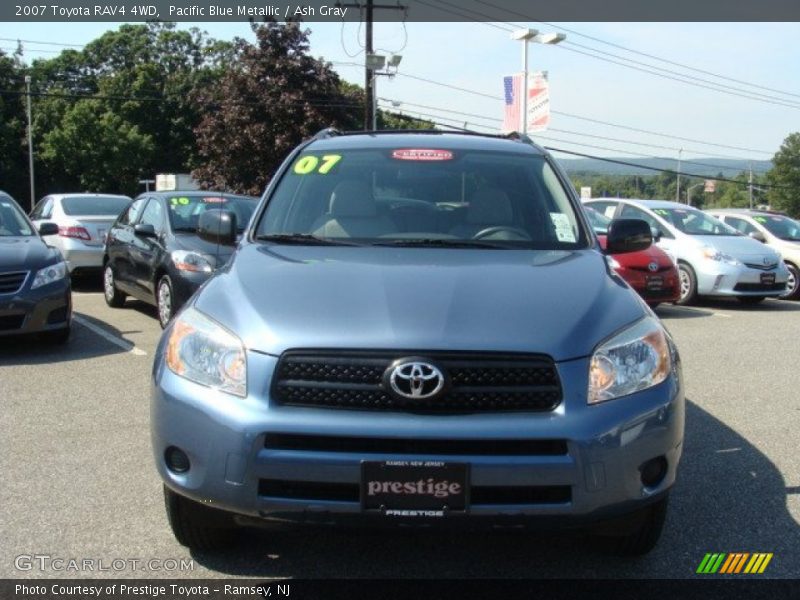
[151,347,685,528]
[617,268,679,304]
[695,261,788,297]
[0,274,71,337]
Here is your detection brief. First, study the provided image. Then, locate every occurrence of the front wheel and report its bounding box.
[594,496,669,556]
[780,263,800,300]
[103,263,126,308]
[157,275,175,329]
[163,486,237,552]
[675,263,697,305]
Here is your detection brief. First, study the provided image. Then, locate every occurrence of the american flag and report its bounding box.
[502,73,523,132]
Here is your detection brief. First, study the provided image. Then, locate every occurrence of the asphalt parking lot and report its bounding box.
[1,281,799,579]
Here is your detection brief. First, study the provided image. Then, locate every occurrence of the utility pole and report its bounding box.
[748,162,753,209]
[337,1,406,130]
[25,75,35,212]
[676,148,683,203]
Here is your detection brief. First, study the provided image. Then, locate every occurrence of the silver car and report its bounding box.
[707,209,800,300]
[584,199,788,305]
[30,193,132,274]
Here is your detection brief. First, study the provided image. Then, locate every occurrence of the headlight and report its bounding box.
[31,261,67,289]
[700,246,740,266]
[171,250,213,273]
[588,316,671,404]
[165,307,246,397]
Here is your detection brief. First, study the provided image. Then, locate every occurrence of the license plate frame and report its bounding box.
[361,460,469,516]
[646,275,664,290]
[760,272,776,285]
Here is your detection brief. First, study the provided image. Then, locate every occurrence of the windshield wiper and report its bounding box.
[372,238,506,249]
[255,233,362,246]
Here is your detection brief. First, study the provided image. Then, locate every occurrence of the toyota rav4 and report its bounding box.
[151,130,684,556]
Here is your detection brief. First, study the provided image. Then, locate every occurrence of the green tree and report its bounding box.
[39,100,154,195]
[0,50,27,202]
[767,132,800,217]
[192,21,362,195]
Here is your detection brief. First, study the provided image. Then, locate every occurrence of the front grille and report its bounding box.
[628,265,673,273]
[0,314,25,331]
[273,351,562,413]
[264,433,568,456]
[734,282,785,292]
[0,271,28,295]
[745,262,779,271]
[258,479,571,506]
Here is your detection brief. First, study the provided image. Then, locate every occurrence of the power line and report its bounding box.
[0,37,84,48]
[469,0,800,100]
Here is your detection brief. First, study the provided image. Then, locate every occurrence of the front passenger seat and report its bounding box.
[310,180,396,238]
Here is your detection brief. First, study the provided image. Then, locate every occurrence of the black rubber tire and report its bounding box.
[596,496,670,557]
[103,263,126,308]
[675,262,698,305]
[156,275,174,329]
[780,263,800,300]
[163,485,236,552]
[43,325,71,345]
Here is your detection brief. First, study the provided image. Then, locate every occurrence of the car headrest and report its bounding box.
[329,181,377,217]
[467,188,513,225]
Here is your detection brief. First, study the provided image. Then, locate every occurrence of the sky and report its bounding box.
[2,20,799,173]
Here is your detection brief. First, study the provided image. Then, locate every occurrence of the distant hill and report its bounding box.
[556,157,773,178]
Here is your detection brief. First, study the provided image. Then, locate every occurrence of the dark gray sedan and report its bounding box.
[0,191,71,343]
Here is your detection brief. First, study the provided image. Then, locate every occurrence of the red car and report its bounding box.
[585,206,680,307]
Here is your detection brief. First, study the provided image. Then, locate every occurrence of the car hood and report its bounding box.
[686,234,781,263]
[194,244,646,362]
[0,236,59,270]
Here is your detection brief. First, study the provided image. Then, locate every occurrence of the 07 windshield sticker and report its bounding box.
[550,213,577,243]
[654,209,669,216]
[754,216,769,223]
[292,154,342,175]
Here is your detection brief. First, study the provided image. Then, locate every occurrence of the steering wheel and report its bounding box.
[472,226,531,240]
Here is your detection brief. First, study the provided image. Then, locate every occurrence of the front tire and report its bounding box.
[675,262,698,305]
[156,275,174,329]
[163,485,236,552]
[780,263,800,300]
[103,263,126,308]
[595,496,669,556]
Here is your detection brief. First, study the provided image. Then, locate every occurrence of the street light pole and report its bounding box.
[511,29,565,134]
[25,75,35,212]
[675,148,683,203]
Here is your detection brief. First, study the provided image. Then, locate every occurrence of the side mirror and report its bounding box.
[650,226,663,242]
[606,218,652,254]
[749,231,766,243]
[134,223,157,237]
[198,209,237,246]
[38,222,59,236]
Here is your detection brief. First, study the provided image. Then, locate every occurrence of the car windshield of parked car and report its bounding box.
[61,195,132,217]
[752,214,800,241]
[652,207,739,236]
[255,147,586,249]
[584,207,610,234]
[0,197,34,236]
[167,194,257,233]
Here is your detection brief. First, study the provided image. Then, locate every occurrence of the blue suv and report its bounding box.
[151,130,684,555]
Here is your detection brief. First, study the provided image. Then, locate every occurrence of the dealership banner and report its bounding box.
[527,71,551,133]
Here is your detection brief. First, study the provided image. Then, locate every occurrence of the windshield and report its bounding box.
[255,147,586,249]
[0,197,34,237]
[62,195,132,217]
[652,207,739,236]
[752,214,800,241]
[584,206,610,234]
[166,193,258,232]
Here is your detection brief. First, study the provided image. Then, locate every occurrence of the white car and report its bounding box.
[707,209,800,300]
[30,193,132,274]
[584,199,788,305]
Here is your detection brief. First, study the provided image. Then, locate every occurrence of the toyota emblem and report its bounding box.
[386,359,445,400]
[763,256,770,266]
[648,261,659,272]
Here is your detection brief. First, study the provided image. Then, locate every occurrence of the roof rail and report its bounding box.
[312,127,341,140]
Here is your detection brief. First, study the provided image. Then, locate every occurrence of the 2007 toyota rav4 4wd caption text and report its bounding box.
[151,130,684,556]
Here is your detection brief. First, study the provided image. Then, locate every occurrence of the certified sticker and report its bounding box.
[391,148,454,161]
